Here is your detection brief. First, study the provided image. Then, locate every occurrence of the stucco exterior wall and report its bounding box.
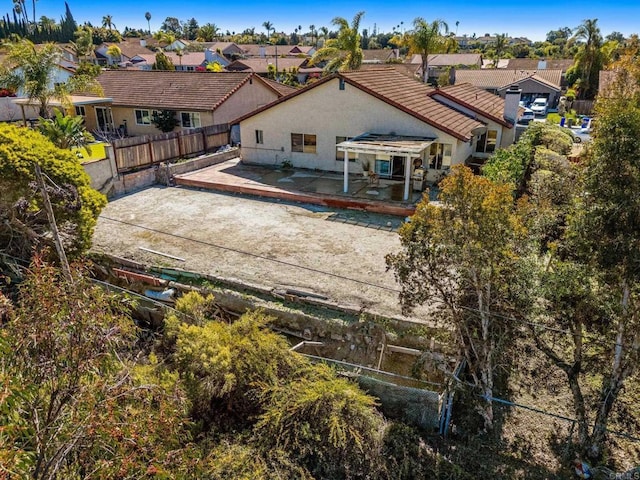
[239,78,467,175]
[212,79,279,124]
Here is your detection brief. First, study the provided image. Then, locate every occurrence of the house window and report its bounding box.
[335,136,357,161]
[375,155,391,176]
[429,143,453,169]
[255,129,264,144]
[135,109,152,125]
[180,111,201,128]
[291,133,316,154]
[475,130,498,154]
[74,106,86,116]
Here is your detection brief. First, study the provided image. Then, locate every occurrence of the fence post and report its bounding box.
[177,131,183,158]
[202,128,208,153]
[147,136,155,164]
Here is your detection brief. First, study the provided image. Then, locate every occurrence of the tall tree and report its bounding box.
[145,11,151,34]
[101,14,115,31]
[406,18,449,83]
[492,33,508,66]
[160,16,181,35]
[0,39,101,117]
[197,22,219,41]
[311,11,364,72]
[571,18,603,98]
[69,25,93,62]
[309,24,316,47]
[387,166,525,431]
[262,20,273,41]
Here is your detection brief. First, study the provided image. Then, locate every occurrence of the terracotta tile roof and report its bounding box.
[209,42,244,54]
[162,50,207,66]
[235,68,501,141]
[289,45,314,55]
[106,38,157,59]
[260,77,298,96]
[362,49,397,63]
[432,83,512,127]
[407,53,483,66]
[454,69,562,90]
[225,57,309,73]
[506,58,574,72]
[338,68,484,141]
[360,63,420,79]
[97,70,261,111]
[236,44,278,57]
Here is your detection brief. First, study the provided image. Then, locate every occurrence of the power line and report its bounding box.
[98,215,630,351]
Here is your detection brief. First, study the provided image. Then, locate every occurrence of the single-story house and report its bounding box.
[93,70,295,136]
[208,42,245,60]
[407,53,483,83]
[235,68,521,199]
[363,49,401,64]
[454,69,562,107]
[225,57,311,82]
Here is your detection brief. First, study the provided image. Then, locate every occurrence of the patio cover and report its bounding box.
[336,132,436,156]
[336,133,437,201]
[12,95,113,125]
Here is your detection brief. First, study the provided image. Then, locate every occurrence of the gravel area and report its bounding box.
[92,186,427,320]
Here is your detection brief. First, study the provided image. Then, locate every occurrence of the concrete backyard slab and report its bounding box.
[172,158,439,217]
[92,185,433,321]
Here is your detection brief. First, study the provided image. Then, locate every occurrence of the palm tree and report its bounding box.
[197,23,219,42]
[492,33,508,67]
[38,110,95,152]
[0,39,102,118]
[70,26,93,62]
[145,12,151,34]
[154,31,176,49]
[102,15,116,31]
[262,20,273,41]
[319,26,329,47]
[311,12,364,72]
[406,18,449,83]
[572,18,603,98]
[309,24,316,47]
[106,44,122,65]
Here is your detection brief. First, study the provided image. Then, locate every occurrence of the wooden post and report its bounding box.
[148,136,155,164]
[177,132,183,158]
[34,163,72,283]
[202,128,208,153]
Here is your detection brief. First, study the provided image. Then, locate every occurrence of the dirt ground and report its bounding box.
[92,185,431,320]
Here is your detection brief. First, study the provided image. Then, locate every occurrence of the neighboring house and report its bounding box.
[95,38,157,66]
[94,70,294,136]
[408,53,482,83]
[454,69,562,107]
[481,58,510,69]
[362,49,400,64]
[235,68,520,199]
[208,42,245,60]
[506,58,575,86]
[237,44,315,58]
[288,45,315,56]
[225,57,311,82]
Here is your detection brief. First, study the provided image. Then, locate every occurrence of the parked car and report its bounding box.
[517,108,535,124]
[530,97,549,116]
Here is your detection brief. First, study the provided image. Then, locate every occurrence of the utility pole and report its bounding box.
[34,163,73,283]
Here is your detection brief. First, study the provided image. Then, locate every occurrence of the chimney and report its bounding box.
[140,38,147,47]
[259,45,266,58]
[503,84,522,124]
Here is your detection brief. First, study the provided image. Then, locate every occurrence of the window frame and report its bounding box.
[475,130,498,154]
[255,129,264,144]
[291,132,316,154]
[180,111,202,128]
[74,105,86,116]
[134,109,152,125]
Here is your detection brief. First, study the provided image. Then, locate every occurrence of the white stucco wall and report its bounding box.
[239,77,469,174]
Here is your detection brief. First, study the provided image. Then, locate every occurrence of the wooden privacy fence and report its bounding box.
[112,123,230,172]
[572,100,595,116]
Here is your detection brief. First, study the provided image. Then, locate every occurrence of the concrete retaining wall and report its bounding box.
[82,156,118,194]
[112,168,158,196]
[156,147,239,185]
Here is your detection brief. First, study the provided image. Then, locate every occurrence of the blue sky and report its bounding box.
[4,0,639,42]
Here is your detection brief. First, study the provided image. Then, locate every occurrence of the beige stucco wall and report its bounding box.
[213,78,281,124]
[80,77,281,137]
[239,78,469,175]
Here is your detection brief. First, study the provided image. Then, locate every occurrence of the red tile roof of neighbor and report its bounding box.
[236,67,495,142]
[454,69,563,90]
[97,70,286,111]
[225,57,309,73]
[432,83,513,127]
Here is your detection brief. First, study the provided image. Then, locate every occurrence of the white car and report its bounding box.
[530,98,549,116]
[518,108,535,124]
